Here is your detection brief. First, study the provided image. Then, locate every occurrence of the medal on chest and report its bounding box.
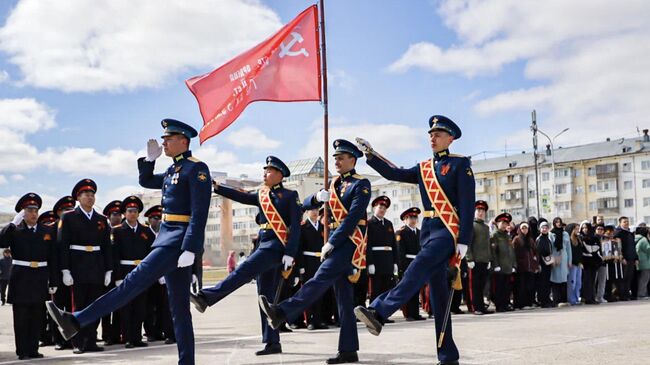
[340,181,350,195]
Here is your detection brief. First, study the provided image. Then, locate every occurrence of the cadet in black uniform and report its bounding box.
[113,196,155,348]
[51,196,75,350]
[0,193,58,360]
[102,200,123,346]
[396,207,425,321]
[58,179,113,354]
[298,207,329,330]
[366,196,399,313]
[37,210,57,347]
[142,205,175,344]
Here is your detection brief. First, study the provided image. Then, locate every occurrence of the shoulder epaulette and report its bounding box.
[448,153,466,158]
[352,174,365,180]
[187,156,201,163]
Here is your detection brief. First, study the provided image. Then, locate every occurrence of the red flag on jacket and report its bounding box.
[186,5,321,144]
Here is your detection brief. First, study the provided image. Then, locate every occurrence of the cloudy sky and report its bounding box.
[0,0,649,213]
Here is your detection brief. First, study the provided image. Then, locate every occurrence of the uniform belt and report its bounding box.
[423,210,438,218]
[120,259,143,266]
[12,259,47,268]
[70,245,101,252]
[302,251,321,257]
[329,219,366,229]
[371,246,393,251]
[259,223,272,230]
[405,254,417,259]
[162,213,191,223]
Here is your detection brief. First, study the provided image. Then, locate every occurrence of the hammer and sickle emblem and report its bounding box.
[279,32,309,58]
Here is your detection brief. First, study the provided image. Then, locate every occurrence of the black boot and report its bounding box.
[190,292,208,313]
[437,361,459,365]
[353,306,383,336]
[258,295,286,330]
[45,301,80,341]
[255,343,282,356]
[326,351,359,364]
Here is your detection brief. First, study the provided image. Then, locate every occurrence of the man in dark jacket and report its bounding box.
[614,216,638,300]
[0,248,12,305]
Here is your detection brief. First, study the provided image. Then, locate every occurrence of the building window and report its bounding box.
[643,179,650,188]
[499,193,505,201]
[528,190,536,198]
[624,181,633,190]
[622,163,632,172]
[574,169,582,177]
[642,160,650,170]
[485,179,493,187]
[588,167,595,176]
[624,199,634,208]
[575,185,584,194]
[589,201,597,210]
[644,198,650,207]
[597,180,617,192]
[542,172,550,181]
[598,198,618,209]
[588,184,596,192]
[555,202,570,211]
[555,184,567,194]
[555,168,570,178]
[542,188,550,196]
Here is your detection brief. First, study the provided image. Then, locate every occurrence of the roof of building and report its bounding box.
[472,136,650,173]
[286,157,324,177]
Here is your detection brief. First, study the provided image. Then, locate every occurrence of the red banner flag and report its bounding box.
[186,5,321,144]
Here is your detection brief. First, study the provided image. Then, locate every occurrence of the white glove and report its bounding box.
[320,242,334,261]
[158,277,166,285]
[368,264,376,275]
[115,280,123,286]
[468,261,475,269]
[146,139,162,161]
[11,210,25,226]
[316,189,330,203]
[293,277,300,287]
[177,251,195,268]
[494,266,501,272]
[457,244,468,260]
[512,267,516,273]
[62,270,74,286]
[104,271,112,287]
[299,268,306,275]
[355,137,373,153]
[192,274,198,285]
[487,262,492,270]
[48,287,58,295]
[282,255,294,271]
[393,264,399,276]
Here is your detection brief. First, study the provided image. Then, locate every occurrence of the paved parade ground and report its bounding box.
[0,283,648,365]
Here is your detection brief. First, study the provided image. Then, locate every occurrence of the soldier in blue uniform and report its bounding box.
[354,116,475,365]
[0,193,58,360]
[189,155,300,356]
[259,139,371,364]
[47,119,212,365]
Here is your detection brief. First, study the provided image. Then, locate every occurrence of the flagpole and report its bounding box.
[319,0,330,243]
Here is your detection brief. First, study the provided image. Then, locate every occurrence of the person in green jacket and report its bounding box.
[490,213,516,312]
[634,226,650,298]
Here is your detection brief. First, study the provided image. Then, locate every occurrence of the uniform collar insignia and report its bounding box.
[341,169,355,179]
[174,150,192,162]
[272,183,282,190]
[434,149,450,161]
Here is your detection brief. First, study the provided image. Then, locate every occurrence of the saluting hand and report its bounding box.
[355,137,373,154]
[11,210,25,226]
[146,139,162,161]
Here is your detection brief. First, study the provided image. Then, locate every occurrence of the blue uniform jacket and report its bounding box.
[366,150,475,246]
[214,183,301,258]
[304,169,371,249]
[137,150,211,254]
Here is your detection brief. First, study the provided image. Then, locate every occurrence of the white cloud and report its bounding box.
[0,0,282,92]
[195,145,264,179]
[0,192,58,214]
[10,174,25,181]
[42,147,140,176]
[328,69,357,92]
[298,121,426,173]
[388,0,650,147]
[0,175,7,185]
[0,70,8,83]
[225,126,281,151]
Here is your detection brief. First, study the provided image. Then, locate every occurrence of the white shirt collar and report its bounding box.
[80,207,94,220]
[126,221,138,231]
[307,218,319,230]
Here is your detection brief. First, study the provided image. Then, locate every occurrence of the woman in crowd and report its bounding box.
[536,221,554,308]
[594,225,608,303]
[567,223,582,305]
[550,217,572,307]
[513,222,539,309]
[580,222,601,304]
[634,226,650,299]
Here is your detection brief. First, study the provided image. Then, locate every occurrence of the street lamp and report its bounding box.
[537,127,570,217]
